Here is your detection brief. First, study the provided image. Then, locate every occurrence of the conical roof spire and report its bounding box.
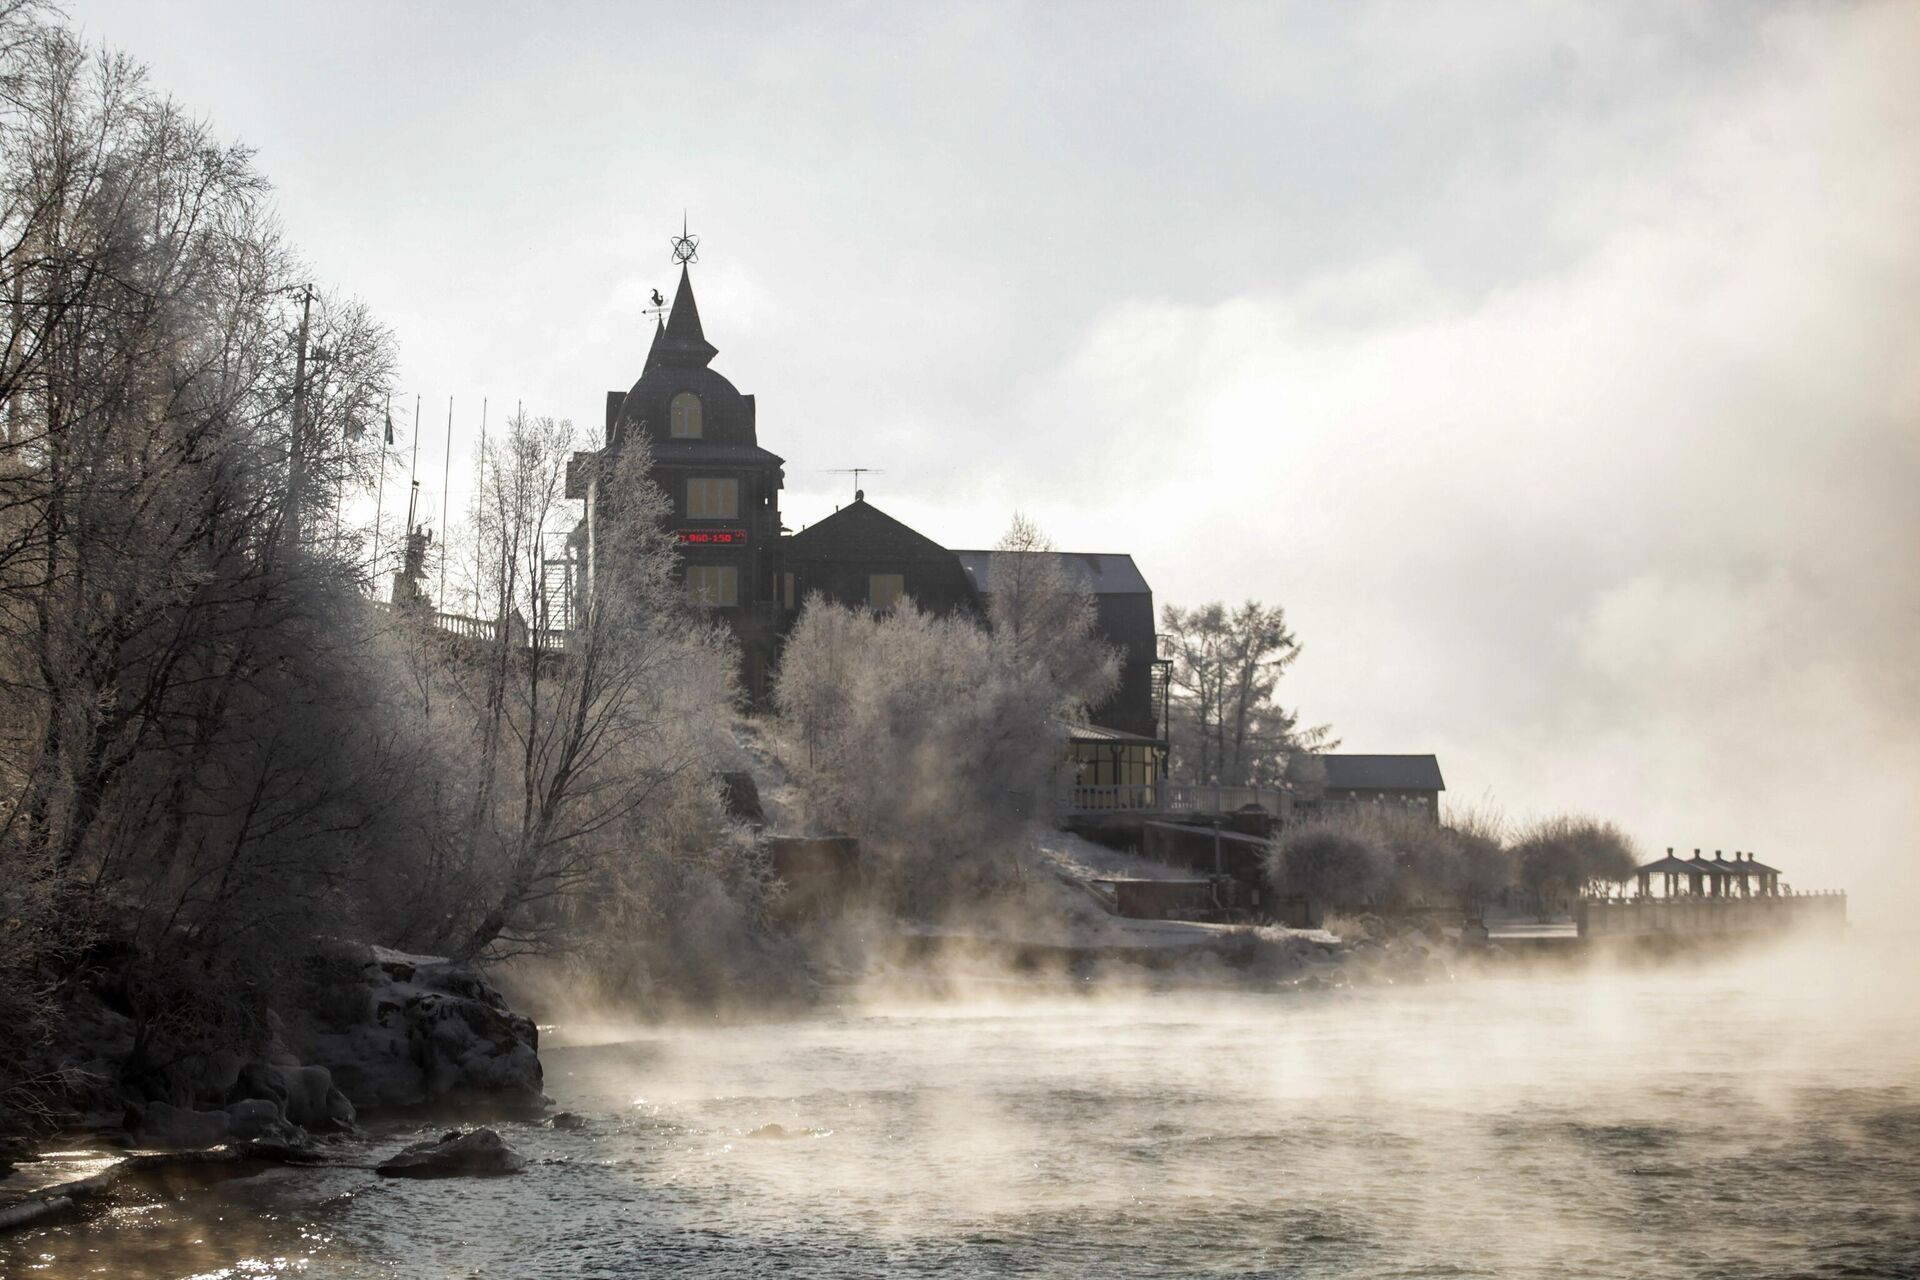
[642,312,666,373]
[657,264,718,367]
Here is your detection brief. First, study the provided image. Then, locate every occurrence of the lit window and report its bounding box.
[686,565,738,607]
[868,573,904,610]
[670,392,703,438]
[686,477,738,518]
[783,572,795,610]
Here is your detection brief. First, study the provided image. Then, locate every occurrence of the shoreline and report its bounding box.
[0,918,1850,1244]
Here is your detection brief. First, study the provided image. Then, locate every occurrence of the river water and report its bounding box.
[7,935,1918,1279]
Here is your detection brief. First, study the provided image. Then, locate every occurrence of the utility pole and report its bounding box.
[284,283,315,545]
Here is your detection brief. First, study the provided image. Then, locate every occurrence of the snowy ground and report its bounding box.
[727,718,1334,962]
[1031,828,1199,885]
[729,719,805,831]
[1014,829,1336,955]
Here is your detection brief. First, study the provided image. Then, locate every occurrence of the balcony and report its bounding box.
[1065,782,1290,818]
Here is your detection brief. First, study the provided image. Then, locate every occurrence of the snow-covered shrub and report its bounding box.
[774,597,1068,918]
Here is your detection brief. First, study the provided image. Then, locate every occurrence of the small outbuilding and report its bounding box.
[1314,754,1446,821]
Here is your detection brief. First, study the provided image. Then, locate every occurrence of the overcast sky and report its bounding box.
[67,1,1919,909]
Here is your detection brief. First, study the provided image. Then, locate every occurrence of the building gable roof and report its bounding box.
[951,550,1151,596]
[786,498,956,563]
[1319,753,1446,792]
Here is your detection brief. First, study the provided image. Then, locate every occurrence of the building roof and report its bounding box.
[613,267,762,451]
[646,441,785,466]
[1066,722,1165,745]
[1683,854,1728,877]
[1090,877,1213,887]
[656,265,717,367]
[1319,753,1446,792]
[1638,853,1696,876]
[643,314,665,374]
[952,550,1151,597]
[787,497,967,565]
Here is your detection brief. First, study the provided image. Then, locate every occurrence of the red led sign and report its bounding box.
[677,528,748,546]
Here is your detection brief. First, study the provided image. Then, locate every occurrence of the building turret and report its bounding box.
[573,248,786,699]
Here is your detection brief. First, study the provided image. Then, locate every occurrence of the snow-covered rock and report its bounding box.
[292,946,543,1116]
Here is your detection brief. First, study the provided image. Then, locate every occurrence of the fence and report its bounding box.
[373,600,571,652]
[1578,891,1846,939]
[1065,782,1289,817]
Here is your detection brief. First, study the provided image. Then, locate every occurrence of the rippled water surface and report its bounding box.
[8,937,1919,1278]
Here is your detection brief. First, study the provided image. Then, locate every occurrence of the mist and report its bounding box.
[3,3,1914,1276]
[533,936,1920,1272]
[62,0,1917,914]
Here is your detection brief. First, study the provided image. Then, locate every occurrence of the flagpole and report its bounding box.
[405,393,422,529]
[371,393,391,588]
[437,395,453,610]
[474,396,487,616]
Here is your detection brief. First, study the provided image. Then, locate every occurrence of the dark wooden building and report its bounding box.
[781,496,980,617]
[568,266,787,696]
[1311,753,1446,821]
[569,256,1164,720]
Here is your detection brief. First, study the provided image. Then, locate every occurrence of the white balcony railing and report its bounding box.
[1066,782,1289,817]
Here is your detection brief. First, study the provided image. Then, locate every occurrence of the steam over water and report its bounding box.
[10,937,1920,1278]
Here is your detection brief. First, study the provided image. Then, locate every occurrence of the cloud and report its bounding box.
[69,0,1916,909]
[1014,2,1920,909]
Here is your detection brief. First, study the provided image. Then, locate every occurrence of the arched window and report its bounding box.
[670,391,703,439]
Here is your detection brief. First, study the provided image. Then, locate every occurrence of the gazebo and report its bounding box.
[1683,849,1730,897]
[1733,851,1781,896]
[1635,848,1697,898]
[1710,850,1749,895]
[1635,847,1786,898]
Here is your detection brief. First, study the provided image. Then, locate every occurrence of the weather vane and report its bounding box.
[670,212,699,266]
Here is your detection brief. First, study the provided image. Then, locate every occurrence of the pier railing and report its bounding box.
[1577,891,1846,939]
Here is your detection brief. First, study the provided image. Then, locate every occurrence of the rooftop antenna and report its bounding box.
[824,467,884,500]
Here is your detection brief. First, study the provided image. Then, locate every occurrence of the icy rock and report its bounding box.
[225,1062,354,1132]
[130,1101,230,1149]
[223,1098,285,1139]
[745,1123,825,1139]
[375,1127,525,1178]
[219,1098,311,1147]
[294,946,543,1116]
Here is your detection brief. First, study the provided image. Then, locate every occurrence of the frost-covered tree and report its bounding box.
[1512,816,1639,918]
[986,513,1119,720]
[1160,600,1329,787]
[0,4,412,1119]
[417,430,743,962]
[1266,825,1391,919]
[774,597,1066,916]
[1267,806,1525,921]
